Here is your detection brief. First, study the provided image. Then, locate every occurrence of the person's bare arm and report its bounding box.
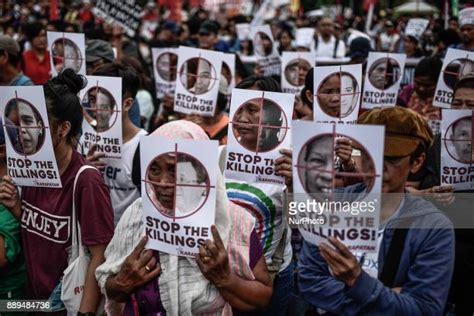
[0,236,8,268]
[79,244,107,313]
[0,176,21,220]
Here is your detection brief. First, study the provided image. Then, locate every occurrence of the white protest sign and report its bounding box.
[291,121,384,252]
[173,46,223,117]
[441,109,474,191]
[225,89,294,185]
[362,52,406,109]
[433,48,474,108]
[313,64,362,123]
[0,86,62,188]
[79,76,122,159]
[152,48,178,98]
[236,23,251,41]
[405,18,429,38]
[47,31,86,77]
[281,52,315,95]
[141,136,218,257]
[222,53,236,95]
[295,28,315,49]
[251,25,281,76]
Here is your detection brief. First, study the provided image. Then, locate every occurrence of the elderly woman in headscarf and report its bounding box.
[95,120,272,316]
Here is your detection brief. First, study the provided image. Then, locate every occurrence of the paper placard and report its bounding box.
[141,136,218,257]
[292,121,384,252]
[433,48,474,108]
[0,86,62,188]
[47,31,86,77]
[405,18,429,38]
[313,64,362,123]
[295,28,315,49]
[225,88,294,185]
[173,46,224,117]
[222,53,236,95]
[362,52,406,109]
[251,25,281,76]
[281,52,315,95]
[79,76,122,159]
[152,48,178,98]
[441,109,474,191]
[92,0,143,37]
[236,23,251,41]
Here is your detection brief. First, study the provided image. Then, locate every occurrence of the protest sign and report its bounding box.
[295,28,315,49]
[141,136,218,257]
[281,52,315,95]
[236,23,251,41]
[47,31,86,77]
[400,58,421,90]
[313,64,362,123]
[291,121,384,252]
[0,86,61,188]
[79,76,122,159]
[225,88,294,185]
[362,52,406,109]
[405,18,429,38]
[222,53,236,95]
[173,46,224,117]
[92,0,143,37]
[441,109,474,191]
[433,48,474,108]
[251,25,281,76]
[152,48,178,98]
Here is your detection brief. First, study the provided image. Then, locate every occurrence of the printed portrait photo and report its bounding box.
[51,38,83,73]
[285,58,312,87]
[445,116,473,164]
[253,32,274,57]
[316,72,359,118]
[81,86,118,132]
[443,58,474,90]
[368,57,401,90]
[179,57,217,95]
[156,52,178,82]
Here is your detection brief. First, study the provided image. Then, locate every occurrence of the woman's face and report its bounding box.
[19,101,41,154]
[233,99,261,151]
[149,154,176,212]
[404,37,416,56]
[305,136,333,197]
[279,32,292,49]
[317,74,341,117]
[32,29,47,51]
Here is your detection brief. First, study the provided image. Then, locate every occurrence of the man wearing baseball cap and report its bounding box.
[85,39,115,75]
[0,35,33,86]
[299,107,454,315]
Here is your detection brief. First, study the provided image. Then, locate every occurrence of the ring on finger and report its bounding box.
[202,256,211,263]
[145,265,151,272]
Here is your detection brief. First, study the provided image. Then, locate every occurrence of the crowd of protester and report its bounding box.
[0,0,473,315]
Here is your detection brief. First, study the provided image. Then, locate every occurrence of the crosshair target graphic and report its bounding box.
[442,57,474,90]
[442,114,474,164]
[143,144,214,220]
[51,37,83,73]
[81,83,120,133]
[315,68,361,119]
[156,52,178,82]
[368,56,401,90]
[295,127,379,201]
[285,58,312,87]
[179,56,218,95]
[231,93,290,154]
[3,93,47,156]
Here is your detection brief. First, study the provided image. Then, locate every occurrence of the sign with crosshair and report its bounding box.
[433,48,474,108]
[251,24,281,77]
[225,89,294,185]
[79,76,122,159]
[47,31,86,77]
[152,48,178,99]
[291,121,384,253]
[222,53,236,96]
[140,136,218,257]
[173,46,224,117]
[313,64,362,124]
[362,52,406,109]
[281,52,316,95]
[441,109,474,191]
[0,86,62,188]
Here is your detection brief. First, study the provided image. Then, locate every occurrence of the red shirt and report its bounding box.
[22,50,51,85]
[20,151,114,300]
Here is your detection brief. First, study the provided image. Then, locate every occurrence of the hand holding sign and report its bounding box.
[85,144,107,172]
[319,236,361,287]
[335,138,353,164]
[196,225,232,288]
[274,149,293,190]
[0,176,21,218]
[114,236,161,294]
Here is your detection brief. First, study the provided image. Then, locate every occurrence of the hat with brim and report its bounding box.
[384,135,421,157]
[86,39,114,63]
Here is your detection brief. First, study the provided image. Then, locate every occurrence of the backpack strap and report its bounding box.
[333,38,340,59]
[379,218,412,287]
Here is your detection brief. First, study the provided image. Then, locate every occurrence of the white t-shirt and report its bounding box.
[136,90,154,130]
[105,129,147,225]
[312,35,346,59]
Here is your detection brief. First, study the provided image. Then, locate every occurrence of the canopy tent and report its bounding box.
[394,1,440,15]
